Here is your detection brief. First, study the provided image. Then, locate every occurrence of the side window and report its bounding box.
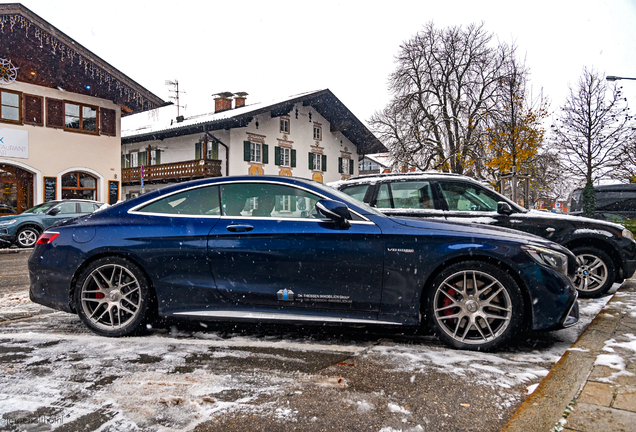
[139,186,221,216]
[220,183,326,219]
[389,181,434,209]
[340,184,371,203]
[439,182,499,212]
[78,202,95,213]
[375,183,392,208]
[57,203,78,214]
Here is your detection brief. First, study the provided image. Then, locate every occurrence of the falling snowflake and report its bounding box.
[0,58,19,86]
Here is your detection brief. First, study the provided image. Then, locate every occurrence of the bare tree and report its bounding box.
[370,22,513,175]
[550,67,632,185]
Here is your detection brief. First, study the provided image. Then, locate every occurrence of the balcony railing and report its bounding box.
[122,159,222,185]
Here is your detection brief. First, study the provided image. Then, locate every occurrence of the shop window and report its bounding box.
[62,172,97,200]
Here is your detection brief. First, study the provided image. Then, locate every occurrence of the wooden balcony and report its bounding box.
[122,159,222,185]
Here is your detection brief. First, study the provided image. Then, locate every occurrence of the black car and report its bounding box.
[333,173,636,298]
[29,176,579,351]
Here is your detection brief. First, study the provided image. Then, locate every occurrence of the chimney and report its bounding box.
[213,92,234,113]
[234,92,248,108]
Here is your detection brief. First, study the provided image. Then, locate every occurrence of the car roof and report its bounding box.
[333,171,482,186]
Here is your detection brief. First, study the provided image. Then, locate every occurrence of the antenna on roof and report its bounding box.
[165,80,187,117]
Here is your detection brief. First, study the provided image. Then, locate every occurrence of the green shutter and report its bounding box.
[291,197,296,212]
[291,149,296,168]
[263,144,269,164]
[338,157,343,174]
[322,155,327,172]
[139,151,148,166]
[155,149,161,165]
[275,146,281,166]
[308,152,314,169]
[121,154,126,169]
[195,142,201,160]
[350,159,354,175]
[275,196,282,211]
[211,142,218,160]
[244,141,251,161]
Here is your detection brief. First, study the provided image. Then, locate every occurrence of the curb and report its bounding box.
[500,281,635,432]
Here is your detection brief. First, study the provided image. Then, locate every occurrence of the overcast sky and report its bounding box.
[10,0,636,127]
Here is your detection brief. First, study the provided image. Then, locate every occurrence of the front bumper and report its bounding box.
[562,296,579,328]
[625,259,636,279]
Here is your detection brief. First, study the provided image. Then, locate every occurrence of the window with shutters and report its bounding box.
[311,153,321,171]
[0,89,21,124]
[23,94,43,126]
[280,117,290,134]
[309,153,326,172]
[251,142,262,163]
[64,102,98,134]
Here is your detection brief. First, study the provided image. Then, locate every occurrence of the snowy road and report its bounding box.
[0,251,614,431]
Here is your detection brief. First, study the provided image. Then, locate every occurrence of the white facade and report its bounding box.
[1,81,121,205]
[122,97,362,198]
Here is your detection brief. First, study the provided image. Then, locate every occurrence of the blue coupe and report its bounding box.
[28,176,579,350]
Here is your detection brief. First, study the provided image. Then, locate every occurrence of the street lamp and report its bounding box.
[606,75,636,81]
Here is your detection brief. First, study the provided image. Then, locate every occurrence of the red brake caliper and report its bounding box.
[442,288,456,323]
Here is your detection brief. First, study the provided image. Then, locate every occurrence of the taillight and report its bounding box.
[36,232,60,245]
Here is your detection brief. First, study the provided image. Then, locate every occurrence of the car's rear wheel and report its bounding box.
[572,246,615,298]
[16,227,40,248]
[426,261,524,351]
[74,256,155,337]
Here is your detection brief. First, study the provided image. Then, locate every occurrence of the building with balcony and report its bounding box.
[121,89,385,198]
[0,4,164,214]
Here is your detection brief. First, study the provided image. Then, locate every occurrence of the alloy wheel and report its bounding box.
[432,270,512,345]
[79,264,142,331]
[574,253,608,292]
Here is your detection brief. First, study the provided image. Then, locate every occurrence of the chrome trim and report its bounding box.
[173,310,402,325]
[128,179,371,222]
[563,292,579,328]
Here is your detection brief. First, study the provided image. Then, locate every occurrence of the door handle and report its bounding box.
[227,224,254,233]
[546,227,556,232]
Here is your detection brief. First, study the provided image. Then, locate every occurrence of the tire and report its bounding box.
[571,246,616,298]
[74,256,155,337]
[16,227,40,248]
[426,261,524,351]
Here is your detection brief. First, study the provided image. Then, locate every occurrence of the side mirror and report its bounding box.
[47,207,61,216]
[497,201,513,216]
[316,199,351,228]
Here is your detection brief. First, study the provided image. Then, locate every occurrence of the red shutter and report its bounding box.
[46,98,64,128]
[101,108,116,136]
[23,94,43,126]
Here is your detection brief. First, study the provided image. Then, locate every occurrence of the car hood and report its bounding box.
[0,213,37,222]
[517,209,625,230]
[388,215,573,254]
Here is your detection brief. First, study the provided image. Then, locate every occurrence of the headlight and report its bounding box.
[622,228,635,243]
[0,219,17,226]
[522,245,568,276]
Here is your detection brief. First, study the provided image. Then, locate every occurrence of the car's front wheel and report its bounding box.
[16,226,40,248]
[571,246,615,298]
[74,256,155,337]
[426,261,524,351]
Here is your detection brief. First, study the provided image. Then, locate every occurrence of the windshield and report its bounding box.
[318,182,385,217]
[22,202,59,214]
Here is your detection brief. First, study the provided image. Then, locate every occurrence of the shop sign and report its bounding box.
[0,128,28,159]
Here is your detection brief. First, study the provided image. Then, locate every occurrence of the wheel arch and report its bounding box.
[69,252,158,314]
[420,254,533,329]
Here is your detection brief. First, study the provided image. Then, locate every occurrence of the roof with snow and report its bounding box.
[121,89,386,154]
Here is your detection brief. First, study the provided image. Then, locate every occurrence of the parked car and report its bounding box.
[0,200,107,248]
[333,172,636,298]
[570,183,636,220]
[29,176,578,351]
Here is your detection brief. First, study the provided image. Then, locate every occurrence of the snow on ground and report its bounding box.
[0,288,615,430]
